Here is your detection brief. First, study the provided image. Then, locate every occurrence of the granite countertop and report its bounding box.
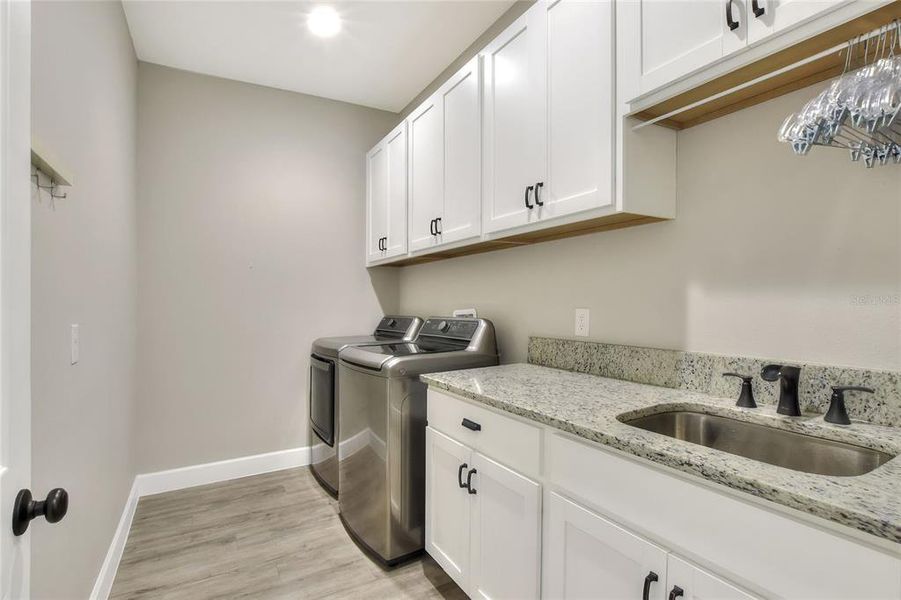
[421,363,901,545]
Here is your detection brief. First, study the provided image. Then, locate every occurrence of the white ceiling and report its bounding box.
[122,1,514,113]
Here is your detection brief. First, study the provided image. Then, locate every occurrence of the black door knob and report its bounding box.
[12,488,68,536]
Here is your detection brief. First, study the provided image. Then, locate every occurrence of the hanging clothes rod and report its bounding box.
[631,24,889,132]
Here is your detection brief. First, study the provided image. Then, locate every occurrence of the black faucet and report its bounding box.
[761,364,802,416]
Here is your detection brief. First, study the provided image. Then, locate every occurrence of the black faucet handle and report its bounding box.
[761,364,801,381]
[825,386,875,425]
[722,373,757,408]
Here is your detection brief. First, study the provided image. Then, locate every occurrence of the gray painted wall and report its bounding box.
[397,85,901,372]
[31,1,138,597]
[135,64,398,473]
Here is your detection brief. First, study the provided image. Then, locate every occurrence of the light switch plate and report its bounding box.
[70,324,79,365]
[574,309,590,337]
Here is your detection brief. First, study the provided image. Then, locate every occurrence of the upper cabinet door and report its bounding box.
[543,492,669,600]
[666,555,758,600]
[541,0,614,220]
[469,452,541,600]
[408,94,443,253]
[747,0,845,43]
[366,141,388,263]
[482,7,547,234]
[384,122,408,259]
[425,427,472,592]
[636,0,747,96]
[440,57,481,246]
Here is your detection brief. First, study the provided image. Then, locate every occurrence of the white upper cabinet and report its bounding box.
[483,0,614,236]
[408,58,481,254]
[365,143,388,263]
[366,122,408,264]
[482,6,546,234]
[543,0,614,219]
[746,0,845,43]
[408,95,444,252]
[440,59,481,246]
[634,0,747,96]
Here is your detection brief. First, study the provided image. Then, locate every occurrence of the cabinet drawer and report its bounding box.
[547,432,901,599]
[427,389,541,478]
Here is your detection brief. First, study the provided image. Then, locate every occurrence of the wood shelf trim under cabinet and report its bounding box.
[375,213,666,267]
[632,2,901,130]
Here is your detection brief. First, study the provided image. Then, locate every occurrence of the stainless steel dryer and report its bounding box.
[337,317,498,565]
[309,316,422,496]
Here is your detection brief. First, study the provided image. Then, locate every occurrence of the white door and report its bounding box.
[666,555,758,600]
[543,492,668,600]
[407,94,443,253]
[637,0,747,95]
[469,452,541,600]
[541,0,614,221]
[439,57,481,246]
[746,0,845,43]
[384,121,407,259]
[365,141,387,263]
[0,0,32,596]
[482,5,546,234]
[425,427,471,591]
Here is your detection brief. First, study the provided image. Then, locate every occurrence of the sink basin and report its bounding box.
[622,410,894,477]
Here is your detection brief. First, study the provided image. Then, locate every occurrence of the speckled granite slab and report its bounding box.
[421,364,901,545]
[528,337,901,428]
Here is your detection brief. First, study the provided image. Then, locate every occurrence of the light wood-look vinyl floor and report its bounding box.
[109,467,466,599]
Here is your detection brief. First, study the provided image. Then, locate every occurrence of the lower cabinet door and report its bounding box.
[425,427,472,591]
[469,452,541,600]
[665,555,757,600]
[544,491,668,600]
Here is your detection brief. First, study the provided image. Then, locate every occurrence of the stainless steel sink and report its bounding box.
[621,410,894,477]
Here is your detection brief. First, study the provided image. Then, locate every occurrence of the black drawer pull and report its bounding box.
[643,572,658,600]
[466,468,477,494]
[669,586,684,600]
[461,418,481,431]
[457,463,468,488]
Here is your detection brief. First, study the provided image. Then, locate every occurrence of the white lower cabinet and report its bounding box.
[544,491,668,600]
[425,390,901,600]
[665,555,757,600]
[426,427,471,590]
[425,426,541,600]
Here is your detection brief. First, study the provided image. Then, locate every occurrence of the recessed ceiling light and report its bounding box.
[308,6,341,38]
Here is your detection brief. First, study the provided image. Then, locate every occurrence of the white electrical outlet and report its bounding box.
[574,309,590,337]
[70,324,80,365]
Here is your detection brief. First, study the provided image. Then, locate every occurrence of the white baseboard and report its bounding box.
[89,480,139,600]
[134,446,311,497]
[90,446,310,600]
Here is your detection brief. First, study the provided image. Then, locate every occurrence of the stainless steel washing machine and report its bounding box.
[337,317,498,565]
[309,316,422,496]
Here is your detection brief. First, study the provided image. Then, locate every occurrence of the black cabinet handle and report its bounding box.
[534,182,544,206]
[429,219,436,236]
[466,468,477,494]
[461,418,481,432]
[752,0,765,17]
[12,488,69,536]
[643,572,659,600]
[435,217,442,235]
[457,463,468,488]
[669,586,684,600]
[524,185,534,209]
[726,0,739,30]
